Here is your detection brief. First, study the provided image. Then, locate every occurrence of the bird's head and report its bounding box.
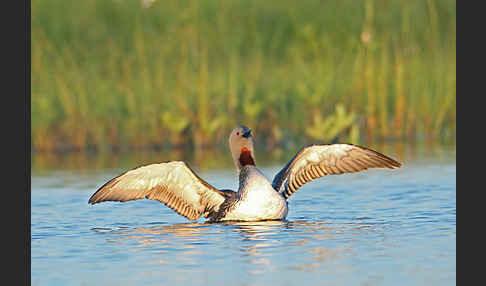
[229,125,255,171]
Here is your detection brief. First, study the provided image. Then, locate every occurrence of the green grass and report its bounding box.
[31,0,456,152]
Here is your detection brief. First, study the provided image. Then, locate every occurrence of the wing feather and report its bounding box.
[89,161,227,220]
[272,144,401,199]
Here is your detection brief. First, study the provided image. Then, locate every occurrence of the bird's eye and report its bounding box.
[236,132,240,135]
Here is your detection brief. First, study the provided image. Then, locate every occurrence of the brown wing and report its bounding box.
[272,144,401,199]
[89,161,228,220]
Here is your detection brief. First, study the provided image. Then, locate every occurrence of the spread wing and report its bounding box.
[89,161,229,220]
[272,144,401,199]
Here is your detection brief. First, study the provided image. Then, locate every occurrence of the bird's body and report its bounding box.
[213,165,288,222]
[89,126,401,222]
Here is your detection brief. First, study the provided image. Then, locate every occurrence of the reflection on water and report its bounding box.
[32,140,455,173]
[89,219,385,273]
[92,220,383,244]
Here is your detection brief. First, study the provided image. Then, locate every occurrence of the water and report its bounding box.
[31,143,456,285]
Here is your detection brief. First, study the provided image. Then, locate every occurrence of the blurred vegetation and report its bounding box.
[31,0,456,152]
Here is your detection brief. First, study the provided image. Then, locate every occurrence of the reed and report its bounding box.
[31,0,456,152]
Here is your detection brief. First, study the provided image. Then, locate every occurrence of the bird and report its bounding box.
[89,125,401,222]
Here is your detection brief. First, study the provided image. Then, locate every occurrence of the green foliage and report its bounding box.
[31,0,456,152]
[305,104,357,143]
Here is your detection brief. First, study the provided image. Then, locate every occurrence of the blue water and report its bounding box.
[31,145,456,285]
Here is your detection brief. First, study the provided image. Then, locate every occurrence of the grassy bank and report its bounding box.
[32,0,456,152]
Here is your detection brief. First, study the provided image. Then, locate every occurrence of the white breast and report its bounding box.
[222,166,288,221]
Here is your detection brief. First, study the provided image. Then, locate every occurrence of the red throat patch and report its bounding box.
[239,148,255,166]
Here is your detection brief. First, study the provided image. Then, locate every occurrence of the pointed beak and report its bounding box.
[242,129,252,138]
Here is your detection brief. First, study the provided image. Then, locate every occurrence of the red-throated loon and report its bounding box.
[89,125,401,222]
